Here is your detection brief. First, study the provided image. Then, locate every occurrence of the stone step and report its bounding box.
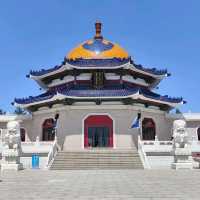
[54,156,141,159]
[51,162,142,165]
[52,163,142,168]
[51,164,143,168]
[53,157,142,161]
[50,168,142,170]
[51,163,143,166]
[55,152,141,155]
[56,152,139,155]
[53,160,142,163]
[51,166,143,169]
[56,153,139,155]
[56,154,139,157]
[50,149,143,170]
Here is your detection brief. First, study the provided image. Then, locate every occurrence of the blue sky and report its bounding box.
[0,0,199,113]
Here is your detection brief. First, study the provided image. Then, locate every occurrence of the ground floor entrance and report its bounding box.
[84,115,113,148]
[88,127,110,147]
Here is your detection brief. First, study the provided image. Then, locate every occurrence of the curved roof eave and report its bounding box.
[125,64,169,80]
[29,64,73,80]
[14,93,66,108]
[29,64,168,91]
[14,91,184,109]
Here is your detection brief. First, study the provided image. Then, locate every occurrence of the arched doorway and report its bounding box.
[20,128,26,142]
[42,119,55,141]
[197,127,200,140]
[84,115,113,148]
[142,118,156,140]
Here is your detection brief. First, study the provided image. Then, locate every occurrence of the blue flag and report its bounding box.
[131,117,139,128]
[131,113,141,129]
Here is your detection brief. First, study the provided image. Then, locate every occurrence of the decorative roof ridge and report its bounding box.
[14,83,185,106]
[130,59,169,76]
[64,57,130,62]
[28,57,170,78]
[28,65,63,77]
[14,91,56,105]
[64,57,131,67]
[139,88,186,104]
[28,57,131,77]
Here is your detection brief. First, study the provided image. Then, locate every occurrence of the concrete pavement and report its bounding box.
[0,169,200,199]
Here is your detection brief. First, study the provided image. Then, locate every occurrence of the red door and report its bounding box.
[84,115,113,148]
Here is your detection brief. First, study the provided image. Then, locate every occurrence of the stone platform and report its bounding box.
[1,170,200,199]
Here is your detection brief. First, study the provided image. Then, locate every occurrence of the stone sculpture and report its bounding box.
[173,120,190,148]
[1,121,23,171]
[171,120,193,169]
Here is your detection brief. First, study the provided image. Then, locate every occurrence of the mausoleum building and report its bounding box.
[0,22,200,169]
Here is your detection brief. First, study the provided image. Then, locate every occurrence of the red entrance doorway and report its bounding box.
[84,115,113,148]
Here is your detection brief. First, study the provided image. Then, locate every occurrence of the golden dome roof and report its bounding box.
[66,22,129,60]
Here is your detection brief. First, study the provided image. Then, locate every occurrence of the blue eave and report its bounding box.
[65,57,131,68]
[14,92,56,105]
[133,63,169,76]
[14,83,184,106]
[28,65,62,77]
[28,58,169,78]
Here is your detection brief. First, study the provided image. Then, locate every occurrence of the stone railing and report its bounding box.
[46,136,60,168]
[21,141,53,154]
[0,129,7,141]
[141,138,173,153]
[138,135,150,169]
[139,137,200,155]
[191,138,200,152]
[0,138,53,154]
[0,129,8,153]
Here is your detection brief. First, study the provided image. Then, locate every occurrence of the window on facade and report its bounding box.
[42,119,55,141]
[92,71,104,89]
[142,118,156,140]
[197,128,200,141]
[20,128,26,142]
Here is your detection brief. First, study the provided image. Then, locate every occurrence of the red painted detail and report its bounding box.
[42,118,55,141]
[142,118,156,140]
[43,118,54,128]
[192,152,200,158]
[84,115,113,148]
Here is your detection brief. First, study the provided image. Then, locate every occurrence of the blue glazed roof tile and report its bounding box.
[14,91,56,105]
[133,63,168,76]
[14,83,183,105]
[29,58,168,77]
[65,57,130,68]
[29,65,62,77]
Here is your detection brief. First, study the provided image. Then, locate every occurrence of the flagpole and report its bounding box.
[54,114,59,141]
[138,111,142,142]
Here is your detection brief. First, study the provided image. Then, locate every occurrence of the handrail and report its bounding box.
[138,135,151,169]
[141,140,173,146]
[46,136,60,168]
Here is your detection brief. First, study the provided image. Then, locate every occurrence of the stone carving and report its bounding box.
[173,120,190,148]
[1,121,23,171]
[171,120,193,170]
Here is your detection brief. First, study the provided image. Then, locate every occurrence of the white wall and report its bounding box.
[21,156,48,169]
[23,104,174,150]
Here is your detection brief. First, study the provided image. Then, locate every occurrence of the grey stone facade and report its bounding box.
[19,104,174,150]
[1,107,200,151]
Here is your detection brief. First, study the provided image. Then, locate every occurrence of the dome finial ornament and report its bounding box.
[67,21,129,59]
[94,21,103,39]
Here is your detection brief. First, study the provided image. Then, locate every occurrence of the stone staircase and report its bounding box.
[50,148,143,170]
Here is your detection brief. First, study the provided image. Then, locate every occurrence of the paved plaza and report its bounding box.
[1,169,200,200]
